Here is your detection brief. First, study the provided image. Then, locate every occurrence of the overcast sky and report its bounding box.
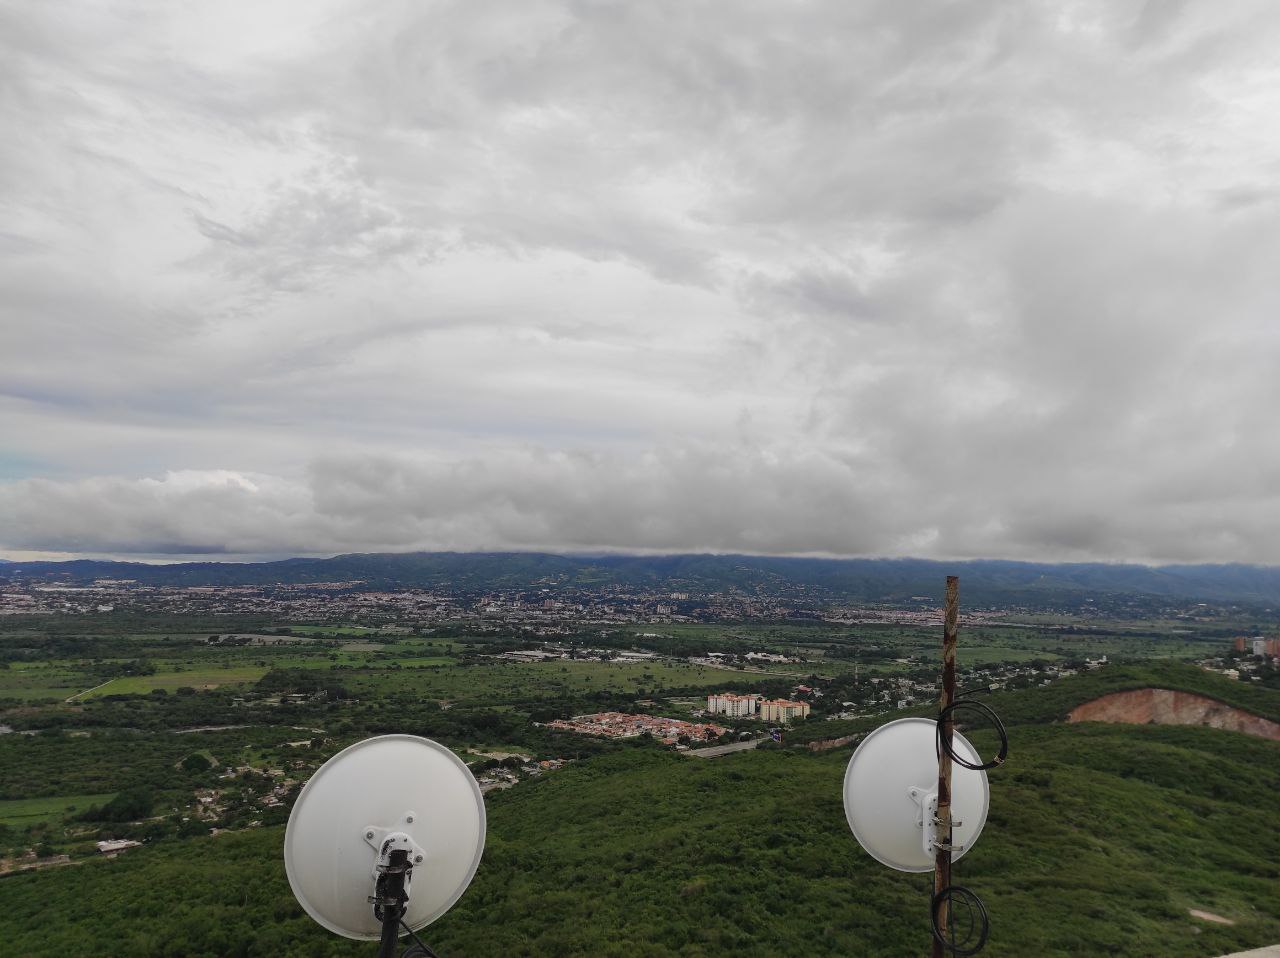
[2,0,1279,565]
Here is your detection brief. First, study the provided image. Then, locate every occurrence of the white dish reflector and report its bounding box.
[843,717,989,873]
[284,734,486,939]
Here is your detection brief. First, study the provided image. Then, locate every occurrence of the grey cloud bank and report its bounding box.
[2,1,1279,564]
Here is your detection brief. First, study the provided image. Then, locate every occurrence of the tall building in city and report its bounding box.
[760,698,811,723]
[706,692,760,717]
[1251,636,1280,657]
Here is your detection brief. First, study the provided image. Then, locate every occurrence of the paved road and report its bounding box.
[683,738,765,758]
[65,679,113,702]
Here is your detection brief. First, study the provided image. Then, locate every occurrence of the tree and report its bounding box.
[79,788,155,823]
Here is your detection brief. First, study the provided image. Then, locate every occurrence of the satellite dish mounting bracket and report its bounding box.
[361,812,431,958]
[363,813,427,880]
[909,787,966,857]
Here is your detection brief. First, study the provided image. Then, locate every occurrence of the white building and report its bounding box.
[706,692,760,717]
[96,839,141,855]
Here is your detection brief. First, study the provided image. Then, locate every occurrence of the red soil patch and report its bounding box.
[1067,688,1280,741]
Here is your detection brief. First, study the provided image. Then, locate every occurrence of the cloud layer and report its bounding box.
[3,1,1280,563]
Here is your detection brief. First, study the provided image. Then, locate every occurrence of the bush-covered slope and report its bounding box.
[788,661,1280,746]
[993,660,1280,726]
[1,710,1278,957]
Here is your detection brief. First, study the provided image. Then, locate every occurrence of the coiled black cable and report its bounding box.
[936,698,1008,771]
[931,884,990,956]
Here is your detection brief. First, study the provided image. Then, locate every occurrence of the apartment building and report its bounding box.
[706,692,761,717]
[759,698,811,724]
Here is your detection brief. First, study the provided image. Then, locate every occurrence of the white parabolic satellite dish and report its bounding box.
[843,717,989,873]
[284,734,486,940]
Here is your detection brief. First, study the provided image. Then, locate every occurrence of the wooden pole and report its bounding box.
[932,575,959,958]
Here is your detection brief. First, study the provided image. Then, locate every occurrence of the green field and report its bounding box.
[283,625,397,637]
[0,792,116,827]
[657,619,1228,669]
[0,663,90,701]
[341,658,767,704]
[252,650,451,668]
[383,655,457,667]
[73,666,270,700]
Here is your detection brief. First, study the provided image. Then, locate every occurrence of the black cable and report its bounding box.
[936,699,1008,771]
[398,920,439,958]
[929,683,1002,953]
[931,885,989,956]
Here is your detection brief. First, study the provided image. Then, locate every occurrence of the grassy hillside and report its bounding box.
[993,660,1280,725]
[1,696,1278,956]
[788,660,1280,746]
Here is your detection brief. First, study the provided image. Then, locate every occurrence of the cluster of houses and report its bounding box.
[546,711,728,744]
[493,647,659,664]
[694,651,800,666]
[474,757,570,793]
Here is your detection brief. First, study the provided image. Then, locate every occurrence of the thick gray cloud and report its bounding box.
[2,0,1280,563]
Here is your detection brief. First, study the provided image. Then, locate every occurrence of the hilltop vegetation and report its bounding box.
[0,666,1276,957]
[991,658,1280,724]
[787,660,1280,746]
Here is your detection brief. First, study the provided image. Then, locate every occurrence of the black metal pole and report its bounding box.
[375,849,411,958]
[377,904,404,958]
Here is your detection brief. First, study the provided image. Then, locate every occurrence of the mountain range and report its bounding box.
[4,552,1280,607]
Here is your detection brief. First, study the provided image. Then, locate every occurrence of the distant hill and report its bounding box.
[4,552,1280,608]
